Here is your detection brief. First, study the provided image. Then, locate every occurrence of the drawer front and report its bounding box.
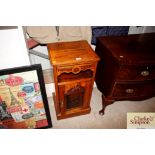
[112,82,155,98]
[117,65,155,81]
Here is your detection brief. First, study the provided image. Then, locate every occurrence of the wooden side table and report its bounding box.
[48,40,99,119]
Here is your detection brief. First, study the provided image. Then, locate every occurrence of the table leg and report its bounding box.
[99,94,114,115]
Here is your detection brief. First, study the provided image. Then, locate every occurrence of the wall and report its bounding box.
[0,26,30,70]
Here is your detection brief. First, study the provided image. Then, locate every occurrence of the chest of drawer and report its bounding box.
[95,34,155,116]
[112,81,155,99]
[117,65,155,81]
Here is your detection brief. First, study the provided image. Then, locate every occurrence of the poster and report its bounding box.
[0,64,52,129]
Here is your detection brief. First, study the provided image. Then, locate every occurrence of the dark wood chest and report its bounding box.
[95,33,155,115]
[48,40,99,119]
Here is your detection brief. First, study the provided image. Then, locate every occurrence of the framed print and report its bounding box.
[0,64,52,129]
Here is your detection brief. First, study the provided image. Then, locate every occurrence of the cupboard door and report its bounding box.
[58,79,93,114]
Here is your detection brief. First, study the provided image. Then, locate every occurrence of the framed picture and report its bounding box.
[0,64,52,129]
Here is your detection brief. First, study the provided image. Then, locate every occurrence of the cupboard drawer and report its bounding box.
[112,82,155,98]
[117,65,155,81]
[57,63,95,76]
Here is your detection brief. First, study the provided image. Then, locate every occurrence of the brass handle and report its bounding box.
[125,89,134,94]
[60,100,64,108]
[141,71,149,76]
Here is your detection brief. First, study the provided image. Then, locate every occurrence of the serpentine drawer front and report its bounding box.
[48,40,99,120]
[112,82,155,99]
[95,33,155,115]
[117,65,155,81]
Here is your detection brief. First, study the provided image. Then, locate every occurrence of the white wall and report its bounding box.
[0,26,30,70]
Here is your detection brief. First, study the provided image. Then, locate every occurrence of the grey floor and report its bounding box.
[48,88,155,129]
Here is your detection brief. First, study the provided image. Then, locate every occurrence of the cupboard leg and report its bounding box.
[99,94,114,115]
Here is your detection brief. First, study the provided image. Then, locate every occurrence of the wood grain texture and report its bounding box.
[95,33,155,115]
[48,40,99,66]
[48,40,99,119]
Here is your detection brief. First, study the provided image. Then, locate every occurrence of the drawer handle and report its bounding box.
[125,89,134,94]
[141,71,149,76]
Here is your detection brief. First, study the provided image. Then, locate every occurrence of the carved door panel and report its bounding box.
[58,79,93,115]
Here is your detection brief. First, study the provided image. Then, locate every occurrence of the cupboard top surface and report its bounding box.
[97,33,155,64]
[48,40,99,66]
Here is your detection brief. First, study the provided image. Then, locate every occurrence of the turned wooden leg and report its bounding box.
[99,94,106,115]
[99,94,114,115]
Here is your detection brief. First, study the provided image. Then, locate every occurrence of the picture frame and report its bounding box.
[0,64,52,129]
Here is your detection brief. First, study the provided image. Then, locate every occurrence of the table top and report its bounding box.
[97,33,155,64]
[48,40,99,66]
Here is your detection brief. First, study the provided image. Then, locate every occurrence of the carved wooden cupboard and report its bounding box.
[48,40,99,119]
